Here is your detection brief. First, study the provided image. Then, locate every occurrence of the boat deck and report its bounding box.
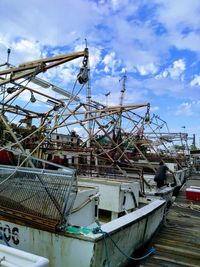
[139,173,200,267]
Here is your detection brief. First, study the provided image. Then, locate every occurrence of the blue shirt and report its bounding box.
[154,165,168,181]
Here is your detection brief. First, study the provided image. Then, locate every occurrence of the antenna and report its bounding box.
[6,48,11,65]
[119,70,127,106]
[85,38,88,48]
[105,91,110,106]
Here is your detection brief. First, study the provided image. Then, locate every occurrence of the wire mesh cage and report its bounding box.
[0,164,77,226]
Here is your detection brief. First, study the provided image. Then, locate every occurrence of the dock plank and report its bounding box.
[139,174,200,267]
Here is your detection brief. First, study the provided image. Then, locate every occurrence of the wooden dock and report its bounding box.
[139,174,200,267]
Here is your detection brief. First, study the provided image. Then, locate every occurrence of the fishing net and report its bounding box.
[0,163,77,230]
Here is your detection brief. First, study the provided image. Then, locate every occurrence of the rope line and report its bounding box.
[92,224,156,267]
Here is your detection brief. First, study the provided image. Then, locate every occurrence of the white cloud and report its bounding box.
[155,0,200,53]
[57,67,75,84]
[175,102,193,116]
[0,0,103,50]
[155,0,200,30]
[143,75,186,97]
[1,0,200,71]
[15,40,37,53]
[13,39,42,63]
[102,52,118,74]
[92,75,149,106]
[103,52,115,65]
[110,19,163,71]
[168,59,186,79]
[155,59,185,80]
[137,63,158,76]
[170,32,200,53]
[1,0,200,124]
[191,100,200,105]
[0,35,42,66]
[104,66,110,73]
[173,59,185,71]
[111,0,121,10]
[41,45,102,88]
[190,74,200,86]
[98,0,106,4]
[0,0,194,80]
[150,106,159,112]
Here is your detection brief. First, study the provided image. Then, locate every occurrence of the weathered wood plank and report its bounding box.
[139,175,200,267]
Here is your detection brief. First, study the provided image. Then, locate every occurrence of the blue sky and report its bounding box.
[0,0,200,146]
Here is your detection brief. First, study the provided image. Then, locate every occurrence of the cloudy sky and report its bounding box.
[0,0,200,145]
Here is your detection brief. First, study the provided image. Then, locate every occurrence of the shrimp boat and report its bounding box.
[0,47,190,266]
[0,161,166,267]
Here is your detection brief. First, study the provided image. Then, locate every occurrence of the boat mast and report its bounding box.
[0,47,89,164]
[0,50,89,86]
[84,40,92,148]
[115,71,127,146]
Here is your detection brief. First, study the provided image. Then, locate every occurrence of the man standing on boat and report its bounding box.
[154,161,174,188]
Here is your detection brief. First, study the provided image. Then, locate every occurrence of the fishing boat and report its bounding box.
[0,244,49,267]
[0,162,165,267]
[0,47,191,266]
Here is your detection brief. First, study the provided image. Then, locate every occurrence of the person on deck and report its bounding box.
[154,161,174,188]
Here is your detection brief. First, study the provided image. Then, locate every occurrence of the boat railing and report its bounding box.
[73,163,141,178]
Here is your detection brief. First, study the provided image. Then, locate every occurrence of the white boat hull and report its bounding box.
[0,199,165,267]
[0,244,49,267]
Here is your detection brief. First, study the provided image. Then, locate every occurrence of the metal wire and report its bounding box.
[0,164,77,224]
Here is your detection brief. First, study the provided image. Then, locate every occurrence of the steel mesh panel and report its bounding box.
[0,165,77,223]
